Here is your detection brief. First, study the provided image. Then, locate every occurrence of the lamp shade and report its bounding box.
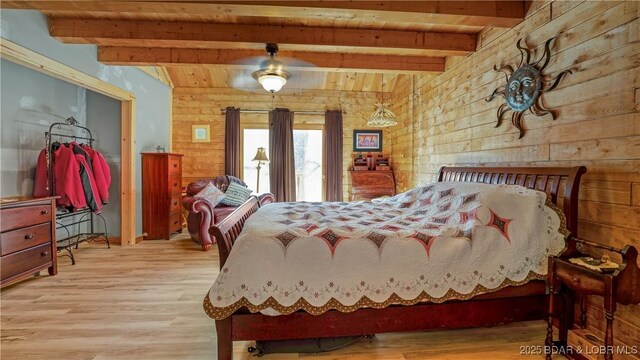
[258,74,287,93]
[367,102,398,127]
[252,147,270,162]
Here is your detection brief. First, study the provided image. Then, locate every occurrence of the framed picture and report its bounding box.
[353,130,382,152]
[192,125,210,143]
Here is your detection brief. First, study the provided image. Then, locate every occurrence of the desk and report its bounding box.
[349,170,395,201]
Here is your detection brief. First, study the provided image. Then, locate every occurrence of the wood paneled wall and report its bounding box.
[172,87,390,199]
[389,0,639,350]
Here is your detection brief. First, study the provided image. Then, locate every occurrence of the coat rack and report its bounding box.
[45,117,110,264]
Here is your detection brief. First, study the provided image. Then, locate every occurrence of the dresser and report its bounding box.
[349,170,396,201]
[142,153,184,240]
[1,197,57,287]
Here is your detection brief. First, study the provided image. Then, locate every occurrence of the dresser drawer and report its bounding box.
[0,223,51,256]
[1,204,52,232]
[168,156,181,174]
[170,211,182,232]
[169,176,181,193]
[170,192,182,213]
[555,263,605,295]
[1,243,52,280]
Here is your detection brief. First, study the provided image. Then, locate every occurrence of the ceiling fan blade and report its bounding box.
[286,69,325,90]
[229,69,262,92]
[233,56,268,67]
[278,56,318,70]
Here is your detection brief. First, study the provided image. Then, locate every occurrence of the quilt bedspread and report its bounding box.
[204,182,567,320]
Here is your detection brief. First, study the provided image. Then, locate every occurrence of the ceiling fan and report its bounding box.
[251,43,290,92]
[230,43,321,93]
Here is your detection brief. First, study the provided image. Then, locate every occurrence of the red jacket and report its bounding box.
[73,150,102,214]
[33,149,50,198]
[53,144,88,210]
[81,144,111,204]
[34,145,87,210]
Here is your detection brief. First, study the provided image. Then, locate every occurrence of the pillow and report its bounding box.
[195,182,226,207]
[220,182,253,206]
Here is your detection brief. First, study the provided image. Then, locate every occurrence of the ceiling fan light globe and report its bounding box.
[258,74,287,93]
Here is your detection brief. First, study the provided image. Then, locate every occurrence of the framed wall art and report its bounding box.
[192,124,211,143]
[353,130,382,152]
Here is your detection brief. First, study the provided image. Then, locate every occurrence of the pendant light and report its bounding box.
[367,74,398,127]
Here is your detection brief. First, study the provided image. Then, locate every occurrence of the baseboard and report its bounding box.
[105,236,122,245]
[110,235,144,245]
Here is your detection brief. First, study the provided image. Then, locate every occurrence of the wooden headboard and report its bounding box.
[438,166,587,255]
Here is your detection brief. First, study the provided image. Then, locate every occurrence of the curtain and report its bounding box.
[269,108,296,202]
[224,107,241,177]
[324,110,343,201]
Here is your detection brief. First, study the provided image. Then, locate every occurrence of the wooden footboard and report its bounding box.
[209,195,261,269]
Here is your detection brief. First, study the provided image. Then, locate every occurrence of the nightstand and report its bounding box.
[546,240,640,360]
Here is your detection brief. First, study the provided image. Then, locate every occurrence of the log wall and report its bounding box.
[172,87,390,198]
[389,0,639,351]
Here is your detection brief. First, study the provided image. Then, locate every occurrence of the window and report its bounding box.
[293,129,323,202]
[242,127,324,201]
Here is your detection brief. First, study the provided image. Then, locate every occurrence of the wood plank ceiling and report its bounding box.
[2,1,525,92]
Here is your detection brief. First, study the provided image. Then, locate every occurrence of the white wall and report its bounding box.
[0,9,172,236]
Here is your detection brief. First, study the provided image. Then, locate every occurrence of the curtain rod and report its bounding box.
[220,109,346,115]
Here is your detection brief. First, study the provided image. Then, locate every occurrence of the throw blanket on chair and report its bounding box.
[204,182,568,319]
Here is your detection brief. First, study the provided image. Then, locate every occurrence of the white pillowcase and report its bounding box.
[196,182,226,207]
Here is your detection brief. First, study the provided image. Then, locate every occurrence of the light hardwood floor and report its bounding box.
[1,235,553,359]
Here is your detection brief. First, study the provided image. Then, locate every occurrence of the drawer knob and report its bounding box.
[173,164,178,168]
[24,234,34,240]
[572,276,580,283]
[174,182,178,187]
[174,220,178,224]
[173,201,177,206]
[41,251,49,256]
[41,209,49,215]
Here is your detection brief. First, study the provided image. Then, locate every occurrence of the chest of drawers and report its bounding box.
[0,197,57,287]
[141,153,184,240]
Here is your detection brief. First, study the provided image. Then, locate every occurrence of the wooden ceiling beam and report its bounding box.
[3,1,525,27]
[50,19,476,56]
[97,47,445,74]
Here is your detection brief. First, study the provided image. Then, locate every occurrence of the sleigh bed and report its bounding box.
[207,166,586,360]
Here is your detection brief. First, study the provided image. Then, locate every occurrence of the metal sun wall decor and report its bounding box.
[486,36,572,139]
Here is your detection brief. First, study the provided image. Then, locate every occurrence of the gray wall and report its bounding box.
[1,9,171,236]
[86,91,122,236]
[0,59,85,196]
[0,60,124,236]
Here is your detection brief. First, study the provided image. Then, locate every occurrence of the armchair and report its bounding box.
[182,176,274,251]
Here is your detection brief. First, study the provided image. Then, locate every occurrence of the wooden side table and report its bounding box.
[546,241,640,360]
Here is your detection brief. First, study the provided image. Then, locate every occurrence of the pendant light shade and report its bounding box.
[367,75,398,127]
[367,102,399,127]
